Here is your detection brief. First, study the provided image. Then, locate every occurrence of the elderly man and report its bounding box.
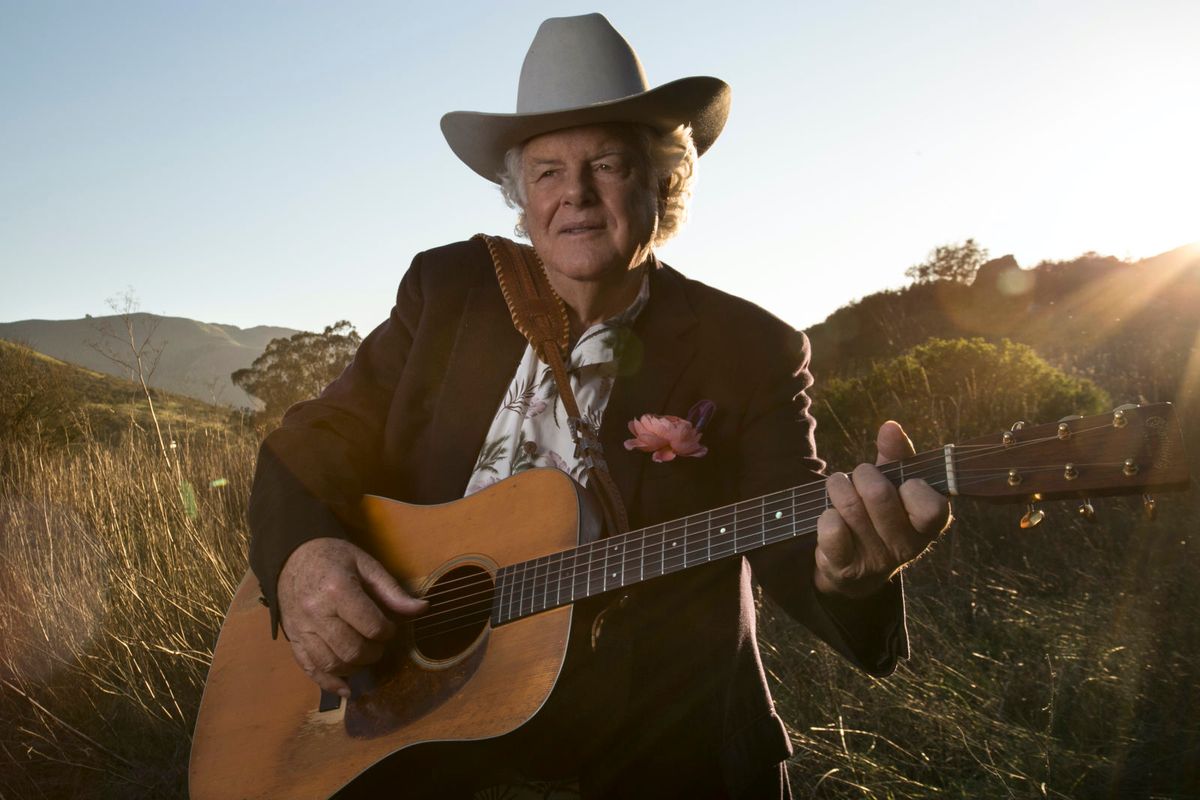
[248,13,948,799]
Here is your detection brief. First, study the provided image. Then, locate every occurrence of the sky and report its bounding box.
[2,0,1197,337]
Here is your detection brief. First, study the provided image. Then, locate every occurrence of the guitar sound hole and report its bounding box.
[412,564,494,661]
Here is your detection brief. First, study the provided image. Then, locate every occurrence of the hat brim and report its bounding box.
[440,76,731,183]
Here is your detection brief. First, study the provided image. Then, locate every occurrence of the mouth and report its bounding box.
[558,223,604,235]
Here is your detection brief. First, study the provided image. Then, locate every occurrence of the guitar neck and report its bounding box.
[491,453,951,625]
[491,402,1188,626]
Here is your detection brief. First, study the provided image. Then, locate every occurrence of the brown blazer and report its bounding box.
[248,238,908,798]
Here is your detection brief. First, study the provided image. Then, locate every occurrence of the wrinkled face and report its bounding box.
[521,124,658,287]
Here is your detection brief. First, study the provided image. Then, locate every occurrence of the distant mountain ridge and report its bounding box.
[0,314,301,407]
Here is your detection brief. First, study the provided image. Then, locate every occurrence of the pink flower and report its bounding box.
[624,414,708,463]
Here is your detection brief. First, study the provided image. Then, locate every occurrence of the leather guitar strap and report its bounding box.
[474,233,630,537]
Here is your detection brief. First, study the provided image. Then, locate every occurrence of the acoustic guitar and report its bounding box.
[189,403,1189,798]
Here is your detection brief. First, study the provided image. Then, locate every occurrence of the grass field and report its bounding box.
[1,414,1196,798]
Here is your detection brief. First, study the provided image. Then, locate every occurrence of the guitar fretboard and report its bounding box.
[491,463,951,625]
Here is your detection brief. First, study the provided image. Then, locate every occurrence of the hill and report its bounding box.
[0,314,300,408]
[0,338,233,445]
[806,242,1200,408]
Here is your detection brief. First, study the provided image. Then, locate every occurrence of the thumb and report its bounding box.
[355,551,428,616]
[876,420,916,466]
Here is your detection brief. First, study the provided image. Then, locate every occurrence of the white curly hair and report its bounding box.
[496,123,698,248]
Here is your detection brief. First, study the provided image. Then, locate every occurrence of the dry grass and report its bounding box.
[0,426,254,799]
[762,479,1200,799]
[1,402,1196,798]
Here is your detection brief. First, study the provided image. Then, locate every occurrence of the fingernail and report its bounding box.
[338,688,351,699]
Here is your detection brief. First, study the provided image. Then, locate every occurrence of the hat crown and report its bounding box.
[516,13,650,114]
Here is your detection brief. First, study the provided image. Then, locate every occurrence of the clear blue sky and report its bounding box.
[2,0,1197,336]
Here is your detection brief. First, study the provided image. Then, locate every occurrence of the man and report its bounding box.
[248,13,948,798]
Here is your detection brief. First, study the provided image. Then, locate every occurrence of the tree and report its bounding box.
[905,239,989,285]
[232,321,361,421]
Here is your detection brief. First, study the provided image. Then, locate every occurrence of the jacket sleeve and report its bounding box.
[742,329,910,676]
[247,253,426,636]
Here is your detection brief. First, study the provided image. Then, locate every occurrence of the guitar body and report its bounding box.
[190,468,608,799]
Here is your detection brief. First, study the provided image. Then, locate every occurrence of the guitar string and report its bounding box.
[408,424,1088,600]
[408,465,1041,640]
[412,420,1124,604]
[413,453,1141,638]
[408,419,1141,632]
[410,422,1135,631]
[412,458,1125,633]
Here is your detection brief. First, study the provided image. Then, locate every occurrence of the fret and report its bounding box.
[663,521,686,575]
[622,533,640,589]
[638,527,646,583]
[684,513,706,568]
[735,498,762,555]
[556,549,567,606]
[644,524,665,580]
[529,556,541,614]
[589,539,607,596]
[523,558,536,617]
[590,540,607,596]
[543,555,554,613]
[710,507,736,559]
[547,554,559,609]
[520,556,530,618]
[789,489,799,541]
[493,566,508,624]
[605,538,625,591]
[705,510,712,564]
[509,562,520,621]
[763,493,789,546]
[572,545,588,602]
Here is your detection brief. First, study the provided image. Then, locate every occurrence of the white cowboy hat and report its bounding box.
[441,13,731,183]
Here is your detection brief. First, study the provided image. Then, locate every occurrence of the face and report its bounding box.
[521,124,658,288]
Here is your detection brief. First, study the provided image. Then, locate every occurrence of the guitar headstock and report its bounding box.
[948,403,1189,503]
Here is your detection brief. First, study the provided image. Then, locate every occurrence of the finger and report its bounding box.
[290,639,351,698]
[336,582,398,643]
[898,478,953,538]
[827,470,892,565]
[321,619,385,668]
[876,420,916,466]
[853,462,928,566]
[356,551,429,617]
[815,506,855,569]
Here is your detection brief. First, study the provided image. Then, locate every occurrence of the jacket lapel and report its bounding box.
[423,282,525,503]
[601,265,699,519]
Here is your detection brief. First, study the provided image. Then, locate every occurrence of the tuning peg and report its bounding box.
[1020,503,1045,529]
[1057,415,1083,440]
[1112,403,1139,428]
[1143,494,1157,521]
[1077,499,1096,522]
[1004,420,1029,447]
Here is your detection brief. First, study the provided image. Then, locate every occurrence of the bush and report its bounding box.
[813,337,1110,467]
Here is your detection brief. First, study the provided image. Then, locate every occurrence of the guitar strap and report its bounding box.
[474,233,631,537]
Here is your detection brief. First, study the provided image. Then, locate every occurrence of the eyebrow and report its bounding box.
[526,148,630,168]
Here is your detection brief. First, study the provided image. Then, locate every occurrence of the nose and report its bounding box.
[562,166,596,206]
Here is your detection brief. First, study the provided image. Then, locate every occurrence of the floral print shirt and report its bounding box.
[464,272,650,496]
